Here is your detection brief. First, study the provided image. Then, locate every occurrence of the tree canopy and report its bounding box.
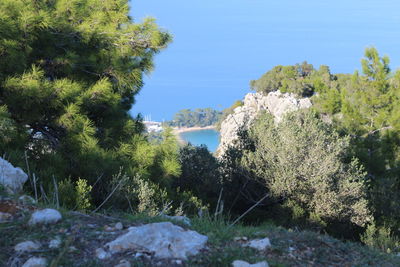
[0,0,176,205]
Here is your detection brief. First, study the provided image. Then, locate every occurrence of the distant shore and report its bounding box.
[172,125,217,144]
[173,125,217,134]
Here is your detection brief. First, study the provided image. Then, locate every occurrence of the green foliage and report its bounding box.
[75,178,92,211]
[242,111,371,228]
[58,178,76,209]
[361,223,400,253]
[135,176,169,216]
[166,108,222,128]
[175,144,221,208]
[0,0,171,205]
[250,62,315,96]
[58,177,92,211]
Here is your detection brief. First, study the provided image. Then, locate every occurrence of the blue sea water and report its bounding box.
[179,129,220,152]
[130,0,400,121]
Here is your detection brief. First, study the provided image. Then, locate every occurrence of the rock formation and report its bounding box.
[105,222,208,260]
[217,91,312,155]
[0,157,28,194]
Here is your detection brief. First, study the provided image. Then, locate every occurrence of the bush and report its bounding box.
[361,223,400,253]
[58,178,92,211]
[242,110,372,228]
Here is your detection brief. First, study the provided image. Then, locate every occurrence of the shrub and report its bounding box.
[242,110,372,227]
[75,178,92,211]
[58,177,92,211]
[361,223,400,253]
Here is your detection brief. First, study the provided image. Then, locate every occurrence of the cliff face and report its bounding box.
[217,90,312,155]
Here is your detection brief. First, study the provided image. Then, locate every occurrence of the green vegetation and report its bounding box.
[226,47,400,250]
[243,111,371,228]
[1,0,400,262]
[2,207,400,266]
[0,0,192,216]
[165,108,222,128]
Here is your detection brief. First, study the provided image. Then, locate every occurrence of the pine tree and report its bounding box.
[0,0,172,202]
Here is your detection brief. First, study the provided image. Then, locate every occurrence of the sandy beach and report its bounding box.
[173,125,216,134]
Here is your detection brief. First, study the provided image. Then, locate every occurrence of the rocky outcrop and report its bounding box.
[105,222,208,260]
[217,91,312,155]
[0,157,28,194]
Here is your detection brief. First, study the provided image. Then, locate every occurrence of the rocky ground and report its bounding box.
[1,195,400,267]
[1,154,399,266]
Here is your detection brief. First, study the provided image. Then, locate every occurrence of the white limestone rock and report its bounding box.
[115,222,123,230]
[232,260,269,267]
[245,238,271,251]
[49,237,62,249]
[105,222,208,259]
[217,91,312,156]
[21,257,47,267]
[0,157,28,194]
[28,208,62,225]
[14,241,41,252]
[96,248,111,260]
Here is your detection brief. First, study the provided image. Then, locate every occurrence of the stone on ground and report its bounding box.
[245,237,271,251]
[115,222,123,230]
[0,157,28,194]
[49,237,62,249]
[95,248,111,260]
[21,257,47,267]
[14,241,41,252]
[28,208,62,225]
[232,260,269,267]
[105,222,207,259]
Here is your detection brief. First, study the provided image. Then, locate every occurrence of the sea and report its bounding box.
[179,129,220,153]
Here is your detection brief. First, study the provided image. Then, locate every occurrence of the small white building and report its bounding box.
[143,121,163,133]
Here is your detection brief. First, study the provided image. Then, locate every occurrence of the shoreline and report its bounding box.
[173,125,217,134]
[172,125,217,145]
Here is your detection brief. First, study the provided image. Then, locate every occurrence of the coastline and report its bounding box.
[173,125,217,134]
[172,125,217,145]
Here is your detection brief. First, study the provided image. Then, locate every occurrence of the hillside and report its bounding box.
[1,195,400,267]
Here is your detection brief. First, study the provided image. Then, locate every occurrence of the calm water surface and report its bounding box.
[179,129,220,152]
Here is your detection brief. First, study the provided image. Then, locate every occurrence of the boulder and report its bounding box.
[245,238,271,251]
[0,157,28,194]
[28,208,62,225]
[105,222,207,259]
[21,257,47,267]
[14,241,41,252]
[232,260,269,267]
